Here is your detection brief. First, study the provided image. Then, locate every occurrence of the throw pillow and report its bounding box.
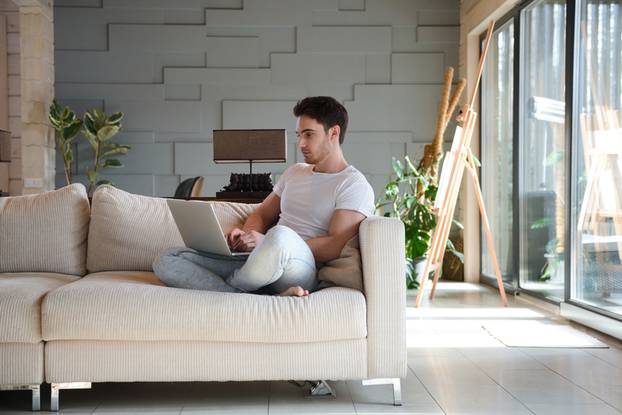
[0,183,90,276]
[87,185,185,272]
[210,201,259,235]
[317,235,363,291]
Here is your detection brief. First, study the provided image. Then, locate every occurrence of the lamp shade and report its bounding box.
[213,129,287,163]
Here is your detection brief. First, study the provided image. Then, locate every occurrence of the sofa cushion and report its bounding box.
[87,185,185,272]
[0,273,80,343]
[0,183,90,275]
[42,271,367,343]
[210,201,259,234]
[318,236,363,291]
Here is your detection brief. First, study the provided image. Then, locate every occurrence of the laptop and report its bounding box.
[166,199,250,257]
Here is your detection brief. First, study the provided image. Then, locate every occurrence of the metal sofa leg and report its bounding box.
[308,380,336,398]
[0,384,41,411]
[31,385,40,411]
[50,382,91,412]
[362,378,402,406]
[289,380,337,398]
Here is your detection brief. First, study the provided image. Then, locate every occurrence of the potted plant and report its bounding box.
[48,101,130,194]
[82,108,129,194]
[48,100,83,186]
[376,156,463,289]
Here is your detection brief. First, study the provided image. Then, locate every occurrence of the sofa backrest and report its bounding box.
[0,183,90,276]
[87,185,259,273]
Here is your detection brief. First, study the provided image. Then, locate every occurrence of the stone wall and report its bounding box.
[0,0,55,195]
[19,0,54,194]
[0,0,20,194]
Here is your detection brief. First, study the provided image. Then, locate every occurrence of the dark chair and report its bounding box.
[174,176,204,199]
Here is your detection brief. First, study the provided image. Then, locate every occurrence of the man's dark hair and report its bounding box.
[293,96,348,145]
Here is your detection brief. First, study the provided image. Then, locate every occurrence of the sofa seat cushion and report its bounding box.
[42,271,367,343]
[0,273,80,343]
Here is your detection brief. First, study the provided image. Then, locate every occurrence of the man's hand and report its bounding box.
[226,228,265,252]
[226,228,245,249]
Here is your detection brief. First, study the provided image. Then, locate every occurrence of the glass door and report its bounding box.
[518,0,567,301]
[570,0,622,318]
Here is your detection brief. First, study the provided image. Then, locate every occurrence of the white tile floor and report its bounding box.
[2,282,622,414]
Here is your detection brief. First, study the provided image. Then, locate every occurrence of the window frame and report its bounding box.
[479,0,622,321]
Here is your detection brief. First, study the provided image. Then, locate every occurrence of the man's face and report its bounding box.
[295,115,338,165]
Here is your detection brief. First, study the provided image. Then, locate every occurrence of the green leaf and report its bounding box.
[95,179,113,186]
[48,114,62,129]
[404,155,417,174]
[84,133,98,150]
[450,250,465,263]
[545,150,564,166]
[539,263,554,281]
[84,114,98,137]
[446,239,456,252]
[87,170,98,184]
[530,217,553,229]
[97,125,120,141]
[50,99,60,115]
[102,158,123,168]
[391,158,404,178]
[61,120,83,140]
[107,112,124,124]
[102,147,129,157]
[472,154,482,167]
[452,219,464,230]
[93,108,106,120]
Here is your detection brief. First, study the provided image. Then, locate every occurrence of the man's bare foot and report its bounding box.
[279,286,309,297]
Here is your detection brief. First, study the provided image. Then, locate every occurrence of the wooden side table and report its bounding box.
[173,196,266,204]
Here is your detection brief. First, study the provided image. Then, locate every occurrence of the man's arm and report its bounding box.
[227,192,281,251]
[241,192,281,233]
[306,209,366,263]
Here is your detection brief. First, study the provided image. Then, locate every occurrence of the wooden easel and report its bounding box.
[415,20,508,308]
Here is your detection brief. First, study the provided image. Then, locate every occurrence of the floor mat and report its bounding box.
[482,321,609,348]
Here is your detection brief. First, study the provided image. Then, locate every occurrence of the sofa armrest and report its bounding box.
[359,216,407,379]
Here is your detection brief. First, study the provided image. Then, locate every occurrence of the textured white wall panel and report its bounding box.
[392,53,445,83]
[417,25,460,43]
[270,53,367,86]
[55,0,459,196]
[339,0,365,11]
[222,100,296,132]
[154,175,181,197]
[346,84,443,138]
[365,54,391,84]
[297,26,391,54]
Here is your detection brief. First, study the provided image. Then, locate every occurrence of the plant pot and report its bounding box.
[412,256,429,282]
[406,256,429,289]
[543,253,564,284]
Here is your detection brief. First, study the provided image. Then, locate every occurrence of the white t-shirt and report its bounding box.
[273,163,375,241]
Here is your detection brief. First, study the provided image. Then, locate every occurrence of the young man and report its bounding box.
[154,96,375,297]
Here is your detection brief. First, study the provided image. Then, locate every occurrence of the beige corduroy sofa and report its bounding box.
[0,183,406,411]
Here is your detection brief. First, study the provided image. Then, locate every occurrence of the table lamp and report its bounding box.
[213,129,287,198]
